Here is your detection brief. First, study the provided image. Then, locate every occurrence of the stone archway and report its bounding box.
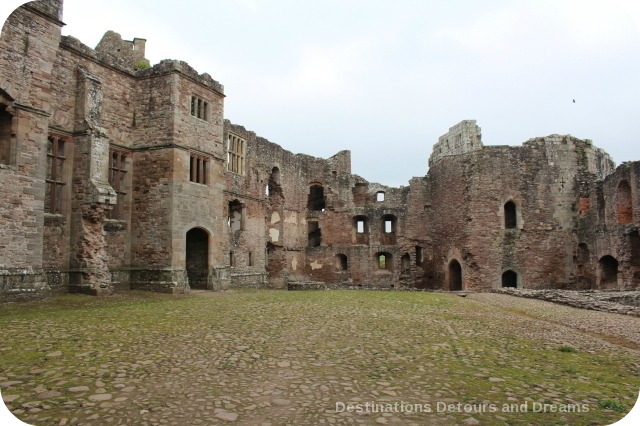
[598,255,619,289]
[449,259,462,291]
[186,228,209,289]
[502,270,518,288]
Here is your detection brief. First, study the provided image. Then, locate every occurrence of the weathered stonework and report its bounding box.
[0,1,638,301]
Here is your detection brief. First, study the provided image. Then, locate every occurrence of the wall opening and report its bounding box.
[598,255,619,289]
[630,231,640,267]
[307,220,321,247]
[401,254,411,274]
[268,167,281,198]
[308,184,325,211]
[228,200,243,231]
[45,135,68,214]
[381,214,397,244]
[504,201,517,229]
[336,254,348,271]
[448,259,462,291]
[0,104,13,165]
[376,191,385,202]
[501,270,518,288]
[616,180,633,224]
[375,252,392,270]
[186,228,209,289]
[415,246,423,266]
[354,215,369,244]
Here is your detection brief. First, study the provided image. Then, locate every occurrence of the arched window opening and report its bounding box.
[401,254,411,274]
[308,184,325,211]
[336,254,348,271]
[448,259,462,291]
[186,228,209,289]
[501,270,518,288]
[616,180,633,224]
[504,201,517,229]
[599,256,619,289]
[375,252,392,270]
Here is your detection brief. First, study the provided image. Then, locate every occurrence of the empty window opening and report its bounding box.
[190,96,208,121]
[186,228,209,289]
[45,135,67,214]
[354,215,369,244]
[227,133,246,175]
[308,221,322,247]
[190,154,208,184]
[228,200,243,231]
[375,252,392,270]
[0,104,12,164]
[401,254,411,274]
[268,167,282,198]
[336,254,348,271]
[599,255,619,288]
[107,149,129,220]
[308,184,326,211]
[616,180,633,224]
[382,215,397,234]
[248,252,253,267]
[501,270,518,288]
[415,246,424,266]
[448,259,462,291]
[504,201,517,229]
[376,191,385,202]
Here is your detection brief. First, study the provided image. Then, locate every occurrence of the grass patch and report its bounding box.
[558,345,578,353]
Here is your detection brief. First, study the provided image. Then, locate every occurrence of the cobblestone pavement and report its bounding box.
[1,290,639,425]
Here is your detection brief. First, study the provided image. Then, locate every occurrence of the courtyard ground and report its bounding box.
[0,289,639,425]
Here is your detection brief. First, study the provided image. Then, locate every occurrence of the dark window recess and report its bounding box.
[415,246,423,266]
[401,254,410,274]
[336,254,348,271]
[504,201,517,229]
[0,104,12,164]
[308,185,325,211]
[308,221,321,247]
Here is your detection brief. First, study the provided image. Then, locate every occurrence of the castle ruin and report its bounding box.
[1,0,638,301]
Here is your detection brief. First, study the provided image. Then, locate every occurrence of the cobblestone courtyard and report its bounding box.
[1,290,639,425]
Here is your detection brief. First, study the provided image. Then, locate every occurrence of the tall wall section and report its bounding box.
[0,1,64,300]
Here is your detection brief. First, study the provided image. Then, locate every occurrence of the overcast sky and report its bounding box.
[3,0,640,186]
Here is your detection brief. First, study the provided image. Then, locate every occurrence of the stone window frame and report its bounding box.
[189,153,209,185]
[376,191,385,202]
[190,95,209,121]
[107,147,131,221]
[45,133,73,215]
[0,92,16,165]
[227,132,246,175]
[502,199,520,230]
[375,252,393,271]
[381,214,397,234]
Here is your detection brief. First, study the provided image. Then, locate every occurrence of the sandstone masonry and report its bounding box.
[0,1,638,301]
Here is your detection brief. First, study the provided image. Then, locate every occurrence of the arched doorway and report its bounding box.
[598,255,618,289]
[449,260,462,291]
[502,270,518,288]
[186,228,209,289]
